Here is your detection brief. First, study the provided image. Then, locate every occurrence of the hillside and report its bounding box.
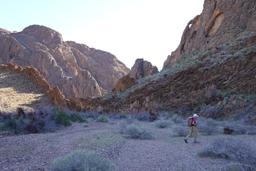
[0,25,129,99]
[73,0,256,123]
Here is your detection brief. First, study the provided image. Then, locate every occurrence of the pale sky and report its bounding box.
[0,0,204,70]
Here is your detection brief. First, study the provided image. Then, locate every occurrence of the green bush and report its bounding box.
[120,124,153,139]
[0,115,32,134]
[51,150,114,171]
[96,115,109,123]
[69,114,87,123]
[53,109,71,127]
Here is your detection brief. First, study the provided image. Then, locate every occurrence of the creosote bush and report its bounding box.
[51,150,114,171]
[69,113,87,123]
[198,137,256,167]
[53,108,87,127]
[119,124,153,139]
[53,109,71,127]
[155,120,169,128]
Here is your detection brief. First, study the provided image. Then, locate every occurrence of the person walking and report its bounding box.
[184,114,199,143]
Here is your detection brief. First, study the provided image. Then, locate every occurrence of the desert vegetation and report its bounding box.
[51,150,114,171]
[198,137,256,168]
[1,109,256,171]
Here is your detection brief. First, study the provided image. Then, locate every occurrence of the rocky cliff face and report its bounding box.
[113,58,158,92]
[129,58,158,80]
[164,0,256,68]
[0,63,67,107]
[78,0,256,121]
[0,25,129,98]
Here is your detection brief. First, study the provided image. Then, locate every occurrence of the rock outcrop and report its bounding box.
[112,75,136,92]
[0,25,129,98]
[113,58,158,92]
[0,63,67,107]
[164,0,256,68]
[129,58,158,80]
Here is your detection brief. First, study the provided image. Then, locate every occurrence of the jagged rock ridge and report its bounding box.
[75,0,256,121]
[164,0,256,68]
[0,25,129,98]
[113,58,158,92]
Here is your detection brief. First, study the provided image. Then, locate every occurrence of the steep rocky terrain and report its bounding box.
[164,0,256,67]
[78,0,256,122]
[129,58,158,80]
[0,25,129,98]
[113,59,158,92]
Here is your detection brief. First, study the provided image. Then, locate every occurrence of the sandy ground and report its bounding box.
[0,119,255,171]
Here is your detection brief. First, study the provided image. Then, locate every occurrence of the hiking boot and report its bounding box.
[184,139,188,143]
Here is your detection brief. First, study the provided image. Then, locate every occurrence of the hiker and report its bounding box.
[184,114,199,143]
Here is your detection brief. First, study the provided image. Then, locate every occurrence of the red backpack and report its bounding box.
[187,117,197,127]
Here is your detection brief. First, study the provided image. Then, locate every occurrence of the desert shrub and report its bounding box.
[51,150,114,171]
[133,112,150,121]
[1,116,29,134]
[96,115,109,123]
[0,113,42,134]
[198,118,220,135]
[221,163,255,171]
[172,126,187,137]
[52,109,88,126]
[155,120,169,128]
[109,113,128,120]
[120,124,153,139]
[158,111,174,119]
[223,121,256,135]
[53,109,71,127]
[69,113,87,123]
[198,137,256,167]
[171,114,184,124]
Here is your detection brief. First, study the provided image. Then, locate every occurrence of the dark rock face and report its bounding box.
[129,58,158,80]
[0,25,129,98]
[112,58,158,92]
[164,0,256,68]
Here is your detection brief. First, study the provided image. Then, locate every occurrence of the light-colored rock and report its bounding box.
[0,25,129,98]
